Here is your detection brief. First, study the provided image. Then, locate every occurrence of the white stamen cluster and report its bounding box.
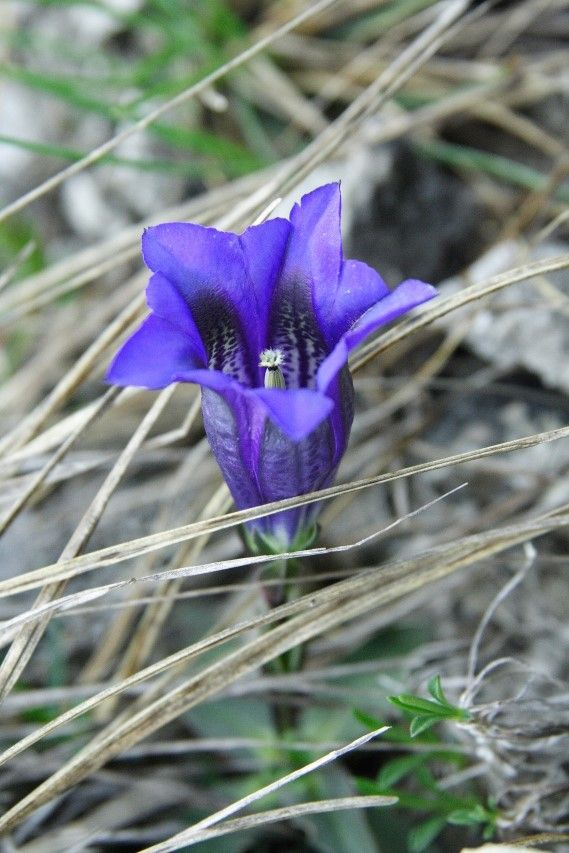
[259,349,286,389]
[259,348,284,369]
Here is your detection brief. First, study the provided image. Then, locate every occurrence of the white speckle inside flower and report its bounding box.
[259,348,284,369]
[259,349,286,389]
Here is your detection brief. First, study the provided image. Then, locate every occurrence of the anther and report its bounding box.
[259,349,286,389]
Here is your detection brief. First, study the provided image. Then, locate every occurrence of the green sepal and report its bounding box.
[242,523,319,556]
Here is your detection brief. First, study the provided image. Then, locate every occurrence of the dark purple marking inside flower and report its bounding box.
[268,273,328,390]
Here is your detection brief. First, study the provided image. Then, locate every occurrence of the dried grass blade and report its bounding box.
[250,0,472,208]
[1,503,568,820]
[139,796,397,850]
[0,290,146,457]
[2,506,569,833]
[102,485,233,699]
[0,589,322,774]
[0,386,177,702]
[139,729,391,852]
[1,423,568,598]
[0,388,120,535]
[352,253,569,370]
[0,485,460,641]
[78,394,206,687]
[0,0,339,225]
[0,240,36,294]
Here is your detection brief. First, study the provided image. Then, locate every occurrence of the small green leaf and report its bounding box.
[410,716,439,737]
[378,754,428,789]
[353,709,385,731]
[448,804,489,826]
[388,694,449,715]
[389,690,471,731]
[408,815,447,853]
[427,675,450,706]
[447,809,480,826]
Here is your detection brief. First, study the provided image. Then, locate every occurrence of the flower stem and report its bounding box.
[264,557,305,735]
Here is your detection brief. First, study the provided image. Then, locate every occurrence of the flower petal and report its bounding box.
[146,272,207,360]
[317,278,437,393]
[239,217,291,364]
[265,185,341,388]
[105,315,204,389]
[201,382,338,548]
[142,223,245,309]
[326,258,391,345]
[188,371,334,443]
[200,385,265,512]
[254,410,337,547]
[142,223,256,384]
[263,184,389,389]
[253,387,334,441]
[285,183,342,313]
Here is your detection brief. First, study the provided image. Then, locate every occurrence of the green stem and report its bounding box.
[264,557,304,735]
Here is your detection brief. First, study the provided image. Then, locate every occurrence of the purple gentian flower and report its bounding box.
[107,184,436,552]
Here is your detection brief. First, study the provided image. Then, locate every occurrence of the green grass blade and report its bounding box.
[417,139,569,204]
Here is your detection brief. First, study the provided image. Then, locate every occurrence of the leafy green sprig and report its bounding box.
[355,677,497,851]
[388,674,471,737]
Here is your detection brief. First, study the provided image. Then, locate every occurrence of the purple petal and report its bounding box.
[267,185,342,368]
[142,223,245,309]
[239,217,291,367]
[201,385,265,512]
[263,184,388,388]
[253,388,334,441]
[317,279,437,393]
[262,185,341,389]
[286,184,343,311]
[254,412,337,546]
[201,382,340,548]
[323,365,354,468]
[142,223,256,385]
[190,371,335,443]
[105,315,204,389]
[251,384,352,545]
[146,272,207,361]
[327,258,391,344]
